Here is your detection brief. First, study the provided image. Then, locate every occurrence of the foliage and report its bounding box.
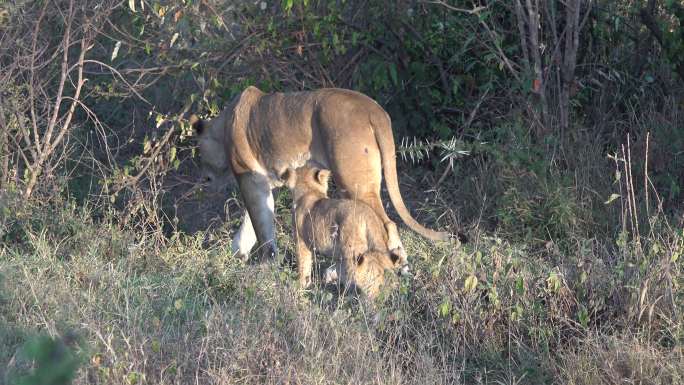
[8,334,84,385]
[1,1,684,383]
[1,195,682,384]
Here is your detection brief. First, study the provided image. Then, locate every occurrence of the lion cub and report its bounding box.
[282,166,403,299]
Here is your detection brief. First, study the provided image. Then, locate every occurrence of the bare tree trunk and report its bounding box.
[559,0,582,134]
[525,0,549,135]
[514,1,530,71]
[0,104,8,189]
[515,0,590,137]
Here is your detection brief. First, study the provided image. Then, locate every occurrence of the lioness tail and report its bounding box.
[370,110,450,242]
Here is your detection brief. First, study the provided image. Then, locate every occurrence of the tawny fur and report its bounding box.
[284,166,402,299]
[191,86,449,261]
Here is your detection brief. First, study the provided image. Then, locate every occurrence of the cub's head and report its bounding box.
[353,249,402,299]
[281,166,331,199]
[189,113,235,192]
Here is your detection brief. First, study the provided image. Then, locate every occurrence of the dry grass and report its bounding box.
[557,334,684,385]
[1,171,682,385]
[1,1,683,383]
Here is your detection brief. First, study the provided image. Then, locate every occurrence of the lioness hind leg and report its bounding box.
[237,172,277,261]
[383,222,409,271]
[358,194,408,267]
[332,155,408,266]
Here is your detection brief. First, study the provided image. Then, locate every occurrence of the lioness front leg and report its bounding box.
[236,172,277,260]
[231,210,257,260]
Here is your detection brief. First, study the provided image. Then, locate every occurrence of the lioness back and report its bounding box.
[248,88,388,174]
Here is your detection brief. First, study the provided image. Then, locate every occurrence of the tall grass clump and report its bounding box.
[2,1,684,384]
[2,168,683,384]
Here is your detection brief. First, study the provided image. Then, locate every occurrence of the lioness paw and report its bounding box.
[300,274,312,288]
[324,265,339,284]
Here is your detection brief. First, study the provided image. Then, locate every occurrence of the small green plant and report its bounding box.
[10,334,84,385]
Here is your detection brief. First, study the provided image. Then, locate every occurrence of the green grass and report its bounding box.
[1,187,682,385]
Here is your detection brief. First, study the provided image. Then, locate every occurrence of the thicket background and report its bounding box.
[1,1,683,384]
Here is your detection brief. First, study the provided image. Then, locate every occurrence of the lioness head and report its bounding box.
[281,166,331,199]
[354,249,402,299]
[189,113,235,192]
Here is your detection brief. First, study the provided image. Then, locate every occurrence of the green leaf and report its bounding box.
[604,193,620,205]
[111,41,121,62]
[143,136,151,155]
[515,276,524,295]
[511,303,523,321]
[577,306,590,328]
[463,274,478,294]
[546,272,562,293]
[388,63,398,86]
[155,114,165,128]
[174,299,184,310]
[451,78,460,98]
[170,32,180,48]
[438,299,451,317]
[127,372,142,384]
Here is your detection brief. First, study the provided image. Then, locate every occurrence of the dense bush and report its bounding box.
[1,1,683,384]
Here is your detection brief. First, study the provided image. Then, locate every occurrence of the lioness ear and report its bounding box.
[280,168,296,189]
[356,254,365,266]
[315,169,331,186]
[189,114,204,135]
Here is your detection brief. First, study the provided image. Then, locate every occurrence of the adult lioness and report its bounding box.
[282,166,402,298]
[191,86,449,262]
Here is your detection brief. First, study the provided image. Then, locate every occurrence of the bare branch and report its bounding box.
[42,0,75,153]
[421,1,487,14]
[28,2,49,160]
[82,60,152,104]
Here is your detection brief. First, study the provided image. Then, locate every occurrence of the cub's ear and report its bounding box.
[355,254,365,266]
[189,114,204,135]
[315,169,331,186]
[389,249,402,266]
[280,168,296,189]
